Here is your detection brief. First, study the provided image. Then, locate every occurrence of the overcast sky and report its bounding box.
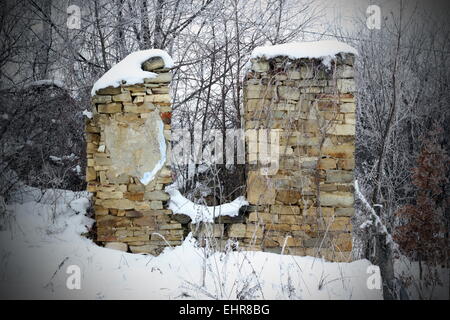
[315,0,450,38]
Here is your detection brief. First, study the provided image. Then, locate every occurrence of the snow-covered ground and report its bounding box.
[0,188,382,300]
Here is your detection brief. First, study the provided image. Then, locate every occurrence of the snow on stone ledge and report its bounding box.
[251,40,357,67]
[91,49,174,96]
[165,184,248,224]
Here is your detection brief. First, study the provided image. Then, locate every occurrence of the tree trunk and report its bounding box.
[36,0,52,79]
[94,0,109,71]
[154,0,164,49]
[116,0,126,59]
[375,232,396,300]
[140,0,151,49]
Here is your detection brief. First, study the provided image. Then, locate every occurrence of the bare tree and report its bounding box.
[345,1,450,299]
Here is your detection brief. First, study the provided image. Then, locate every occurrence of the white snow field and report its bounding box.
[0,188,382,300]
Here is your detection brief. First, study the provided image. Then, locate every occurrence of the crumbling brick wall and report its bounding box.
[86,57,183,255]
[87,49,357,262]
[240,53,356,261]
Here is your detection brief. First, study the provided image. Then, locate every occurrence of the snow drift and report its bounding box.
[0,187,383,299]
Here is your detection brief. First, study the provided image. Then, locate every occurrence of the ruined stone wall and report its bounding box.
[87,50,357,262]
[240,54,357,262]
[86,58,183,255]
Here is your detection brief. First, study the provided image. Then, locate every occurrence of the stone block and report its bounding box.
[303,206,334,216]
[303,238,326,248]
[263,235,281,247]
[228,223,246,238]
[98,103,122,113]
[320,192,354,207]
[317,100,338,112]
[335,207,355,217]
[284,237,302,247]
[125,210,143,218]
[160,223,182,230]
[245,224,264,238]
[275,190,302,204]
[123,102,155,113]
[296,135,320,146]
[278,215,299,224]
[104,242,128,252]
[129,244,160,254]
[144,190,169,201]
[248,211,277,224]
[334,233,352,251]
[324,217,351,231]
[144,73,172,83]
[321,143,354,158]
[266,223,291,232]
[344,113,356,124]
[246,171,276,205]
[152,87,170,94]
[251,59,269,72]
[142,57,165,71]
[170,213,190,224]
[92,95,112,104]
[327,124,355,136]
[270,205,300,215]
[326,170,354,183]
[128,184,145,193]
[112,92,132,102]
[287,70,301,79]
[133,216,157,228]
[336,53,355,66]
[340,102,356,113]
[300,66,314,79]
[96,86,122,95]
[192,223,224,238]
[101,199,135,210]
[96,191,124,199]
[278,86,301,100]
[320,183,338,192]
[245,85,273,99]
[97,215,132,228]
[337,159,355,170]
[318,158,336,169]
[124,192,144,201]
[335,65,354,78]
[86,167,96,181]
[337,79,356,93]
[149,201,163,210]
[144,94,171,103]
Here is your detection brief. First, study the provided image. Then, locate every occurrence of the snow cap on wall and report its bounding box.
[91,49,174,96]
[251,40,357,67]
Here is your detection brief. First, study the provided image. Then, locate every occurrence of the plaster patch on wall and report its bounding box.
[140,116,166,185]
[103,110,166,185]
